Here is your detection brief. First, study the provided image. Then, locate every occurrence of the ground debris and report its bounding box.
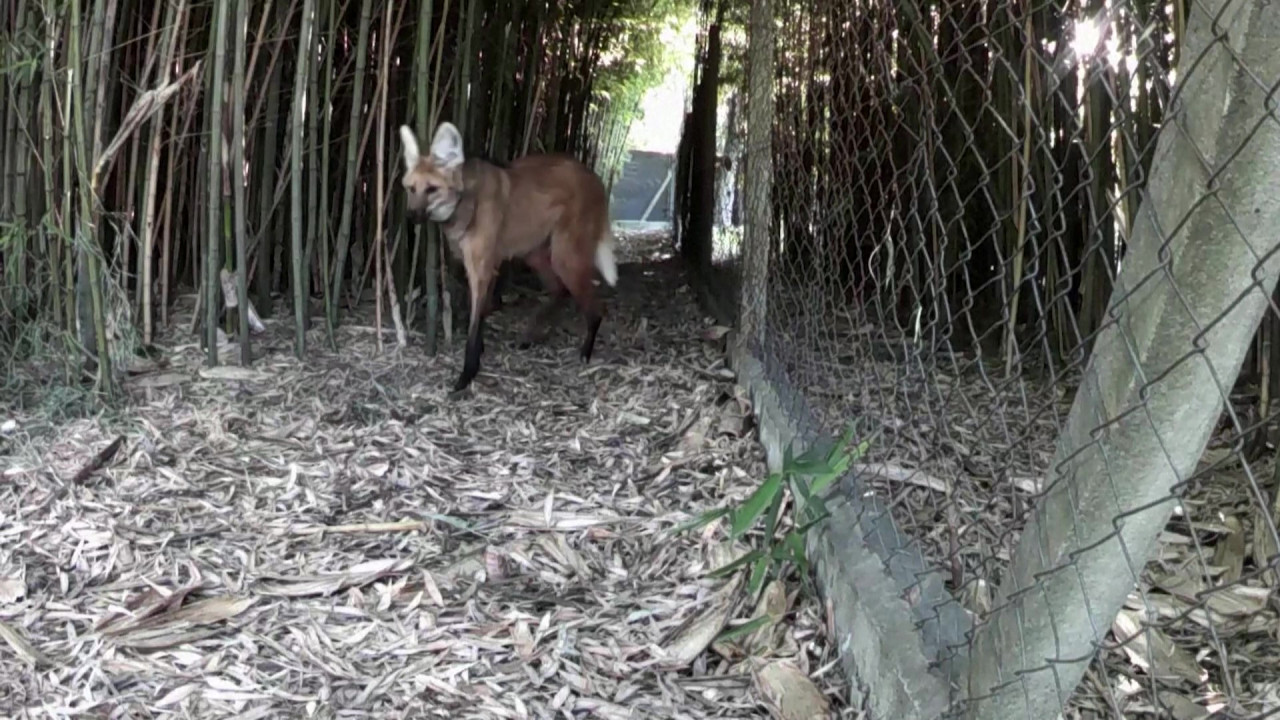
[0,231,849,718]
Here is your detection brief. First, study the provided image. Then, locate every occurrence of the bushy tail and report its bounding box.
[595,229,618,287]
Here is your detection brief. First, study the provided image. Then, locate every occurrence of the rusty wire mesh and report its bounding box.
[696,0,1280,717]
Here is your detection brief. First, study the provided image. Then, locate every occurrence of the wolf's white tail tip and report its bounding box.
[595,233,618,287]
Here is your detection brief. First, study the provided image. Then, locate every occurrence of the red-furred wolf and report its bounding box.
[398,122,618,394]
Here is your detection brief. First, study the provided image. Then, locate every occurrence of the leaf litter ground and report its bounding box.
[0,229,850,719]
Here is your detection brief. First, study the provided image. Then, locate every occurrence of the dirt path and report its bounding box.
[0,230,849,718]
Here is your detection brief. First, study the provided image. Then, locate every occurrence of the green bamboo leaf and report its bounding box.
[785,531,808,566]
[670,506,732,536]
[770,541,795,562]
[787,443,833,475]
[705,548,765,579]
[836,422,858,449]
[807,469,840,497]
[730,472,784,539]
[747,554,771,597]
[789,468,812,503]
[793,510,829,537]
[714,615,772,644]
[763,480,786,541]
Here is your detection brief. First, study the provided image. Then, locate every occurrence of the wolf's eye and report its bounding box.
[425,185,438,196]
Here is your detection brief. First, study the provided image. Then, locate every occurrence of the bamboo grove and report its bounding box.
[669,0,1252,391]
[0,0,692,399]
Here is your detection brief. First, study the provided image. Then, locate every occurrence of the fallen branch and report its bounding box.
[92,62,204,194]
[70,435,126,484]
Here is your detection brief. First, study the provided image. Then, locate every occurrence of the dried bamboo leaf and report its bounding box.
[536,533,591,578]
[656,587,738,670]
[1211,516,1246,583]
[745,580,788,654]
[512,617,536,661]
[506,510,620,531]
[421,570,445,606]
[198,365,271,382]
[752,658,831,720]
[155,683,202,708]
[435,548,490,587]
[1157,691,1210,720]
[106,595,261,649]
[716,401,748,438]
[1112,609,1206,684]
[0,620,47,667]
[126,371,192,388]
[1152,570,1269,617]
[680,414,714,454]
[852,462,948,493]
[1253,503,1280,587]
[97,584,197,634]
[255,558,413,597]
[0,575,25,604]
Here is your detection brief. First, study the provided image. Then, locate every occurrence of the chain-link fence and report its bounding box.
[677,0,1280,717]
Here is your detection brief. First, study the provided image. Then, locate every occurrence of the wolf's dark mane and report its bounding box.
[468,154,509,170]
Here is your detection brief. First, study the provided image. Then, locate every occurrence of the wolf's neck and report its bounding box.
[440,194,474,246]
[444,158,499,234]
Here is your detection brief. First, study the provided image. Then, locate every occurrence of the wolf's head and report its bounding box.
[399,122,466,224]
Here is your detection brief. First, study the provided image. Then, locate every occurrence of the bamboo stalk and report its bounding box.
[350,60,408,310]
[162,69,198,330]
[427,0,453,348]
[428,0,451,127]
[302,0,325,336]
[40,1,62,332]
[374,1,389,352]
[69,0,115,395]
[206,0,230,365]
[9,0,33,319]
[316,0,347,351]
[82,0,106,155]
[327,0,373,331]
[255,55,283,315]
[1,6,15,229]
[411,0,435,348]
[124,1,164,312]
[246,0,300,133]
[346,0,407,313]
[290,0,317,357]
[58,0,75,335]
[1004,11,1034,378]
[519,0,543,156]
[371,10,385,353]
[232,0,251,365]
[455,0,476,145]
[244,0,276,92]
[221,85,234,336]
[140,0,184,346]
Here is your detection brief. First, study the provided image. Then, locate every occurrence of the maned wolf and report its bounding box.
[398,122,618,394]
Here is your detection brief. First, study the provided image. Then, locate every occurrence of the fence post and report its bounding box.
[736,0,773,354]
[964,2,1280,717]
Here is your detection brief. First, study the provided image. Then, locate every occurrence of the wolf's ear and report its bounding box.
[399,125,421,171]
[430,122,465,169]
